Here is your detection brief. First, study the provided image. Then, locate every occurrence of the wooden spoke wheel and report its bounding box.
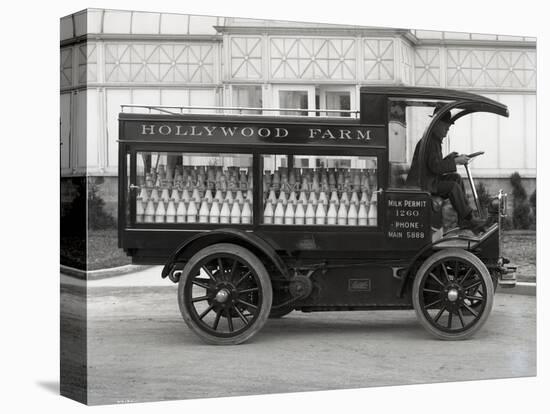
[412,248,494,340]
[178,243,272,345]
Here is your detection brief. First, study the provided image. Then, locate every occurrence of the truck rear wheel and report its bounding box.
[177,243,272,345]
[412,248,494,340]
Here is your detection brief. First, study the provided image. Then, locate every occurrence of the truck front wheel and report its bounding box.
[177,243,272,345]
[412,248,494,340]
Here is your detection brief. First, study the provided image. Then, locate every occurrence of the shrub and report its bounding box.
[529,190,536,227]
[501,216,514,231]
[88,177,116,230]
[475,181,492,214]
[510,172,533,230]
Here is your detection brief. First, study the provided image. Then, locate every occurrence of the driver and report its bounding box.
[406,109,486,233]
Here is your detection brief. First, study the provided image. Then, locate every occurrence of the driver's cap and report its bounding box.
[429,106,454,124]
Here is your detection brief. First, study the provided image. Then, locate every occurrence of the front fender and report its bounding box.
[161,228,289,280]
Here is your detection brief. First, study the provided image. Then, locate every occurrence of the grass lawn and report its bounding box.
[87,229,132,270]
[501,230,536,282]
[61,229,131,271]
[62,229,536,282]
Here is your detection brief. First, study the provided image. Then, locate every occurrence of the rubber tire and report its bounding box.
[412,248,494,340]
[269,305,294,319]
[178,243,273,345]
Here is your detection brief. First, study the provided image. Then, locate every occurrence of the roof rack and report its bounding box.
[120,104,360,118]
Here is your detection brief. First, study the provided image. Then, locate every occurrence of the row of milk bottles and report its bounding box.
[136,187,253,224]
[264,166,377,193]
[263,192,377,226]
[144,164,252,192]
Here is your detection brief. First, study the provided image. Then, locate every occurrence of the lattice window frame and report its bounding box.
[104,42,216,84]
[60,47,73,88]
[78,43,97,84]
[414,48,441,87]
[269,37,356,81]
[230,37,264,80]
[363,39,395,82]
[446,48,536,90]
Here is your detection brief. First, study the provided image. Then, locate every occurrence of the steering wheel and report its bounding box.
[467,151,484,159]
[465,151,484,165]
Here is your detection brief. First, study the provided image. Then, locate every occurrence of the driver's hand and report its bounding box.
[454,155,470,165]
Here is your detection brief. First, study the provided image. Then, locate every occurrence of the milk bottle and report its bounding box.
[166,199,176,223]
[263,201,274,224]
[235,190,244,207]
[144,199,155,223]
[294,200,305,225]
[150,188,159,203]
[284,202,294,225]
[305,202,316,225]
[267,189,277,204]
[187,200,198,223]
[136,197,144,223]
[155,200,166,223]
[241,200,252,224]
[176,200,187,223]
[219,201,230,224]
[161,188,170,203]
[181,188,191,204]
[209,199,220,224]
[278,190,288,206]
[288,191,297,205]
[274,201,285,225]
[299,191,308,204]
[316,202,326,225]
[327,200,337,225]
[348,201,358,226]
[230,201,241,224]
[199,200,210,223]
[138,187,148,203]
[358,201,368,226]
[170,188,180,203]
[368,199,377,226]
[308,191,317,205]
[318,191,328,206]
[337,202,347,225]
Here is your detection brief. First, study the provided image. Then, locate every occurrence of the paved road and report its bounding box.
[61,273,536,405]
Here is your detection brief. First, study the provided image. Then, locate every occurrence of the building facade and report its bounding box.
[60,8,536,218]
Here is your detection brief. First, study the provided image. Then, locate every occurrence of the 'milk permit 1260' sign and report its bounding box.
[121,120,384,147]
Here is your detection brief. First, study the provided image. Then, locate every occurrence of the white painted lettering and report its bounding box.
[275,128,289,138]
[258,128,271,138]
[158,125,172,135]
[389,231,403,238]
[309,128,322,139]
[203,126,217,136]
[189,126,203,136]
[220,127,238,136]
[321,129,336,139]
[340,129,352,139]
[241,127,254,137]
[357,129,371,140]
[175,125,188,135]
[141,125,155,135]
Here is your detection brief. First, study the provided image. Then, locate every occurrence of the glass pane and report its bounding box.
[279,91,308,116]
[325,91,351,117]
[262,154,378,226]
[135,152,253,224]
[233,85,262,114]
